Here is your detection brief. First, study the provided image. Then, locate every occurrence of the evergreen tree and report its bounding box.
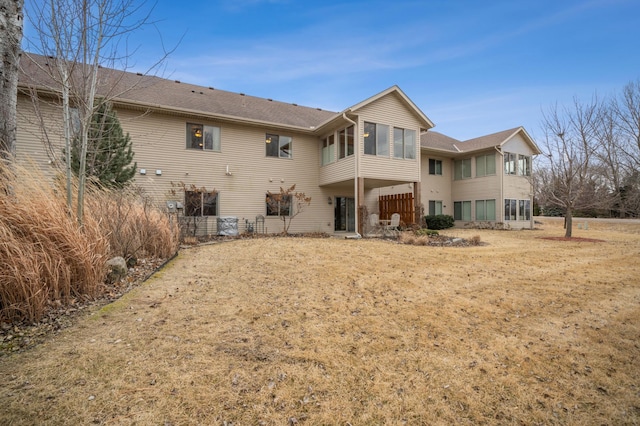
[71,102,136,187]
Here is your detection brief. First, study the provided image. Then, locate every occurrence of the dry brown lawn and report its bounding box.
[1,219,639,425]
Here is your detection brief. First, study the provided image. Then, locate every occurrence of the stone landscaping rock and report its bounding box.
[106,256,127,284]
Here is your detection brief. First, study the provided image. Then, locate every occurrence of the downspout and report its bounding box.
[530,155,536,230]
[343,112,360,236]
[494,146,503,223]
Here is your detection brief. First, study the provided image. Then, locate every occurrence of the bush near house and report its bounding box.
[424,214,455,230]
[0,166,179,323]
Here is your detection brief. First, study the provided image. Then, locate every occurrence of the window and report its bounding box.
[476,153,496,177]
[266,193,291,216]
[185,190,218,216]
[519,200,531,221]
[429,159,442,175]
[187,123,221,151]
[504,152,516,175]
[364,122,390,156]
[321,135,335,165]
[475,199,496,221]
[266,134,292,158]
[428,200,443,216]
[339,125,354,159]
[518,155,531,176]
[454,158,472,180]
[504,199,517,220]
[454,201,471,221]
[393,127,416,159]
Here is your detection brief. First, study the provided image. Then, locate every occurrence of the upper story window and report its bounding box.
[339,125,354,159]
[321,135,335,165]
[429,159,442,175]
[454,158,472,180]
[504,152,531,176]
[266,134,292,158]
[476,153,496,177]
[185,190,218,216]
[393,127,416,159]
[364,122,389,156]
[187,123,221,151]
[518,155,531,176]
[504,152,516,175]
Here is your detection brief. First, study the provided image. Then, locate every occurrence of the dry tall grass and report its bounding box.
[0,167,108,323]
[0,166,179,323]
[88,186,179,262]
[0,219,638,425]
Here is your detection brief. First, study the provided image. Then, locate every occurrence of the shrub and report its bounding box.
[469,235,482,246]
[398,232,430,246]
[416,228,439,237]
[424,215,455,230]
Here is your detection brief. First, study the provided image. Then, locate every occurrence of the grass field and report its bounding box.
[1,219,639,425]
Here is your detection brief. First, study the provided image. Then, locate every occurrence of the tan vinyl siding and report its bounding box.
[319,156,355,186]
[451,151,501,224]
[355,92,421,182]
[16,99,335,234]
[15,94,67,179]
[452,150,501,203]
[421,154,453,216]
[362,188,380,215]
[503,134,532,155]
[502,136,536,229]
[118,109,335,234]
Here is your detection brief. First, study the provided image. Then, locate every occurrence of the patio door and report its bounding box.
[335,197,355,232]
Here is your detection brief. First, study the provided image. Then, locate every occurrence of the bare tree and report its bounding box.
[593,105,625,216]
[266,185,312,234]
[611,80,640,216]
[539,97,613,237]
[23,0,170,225]
[613,79,640,169]
[0,0,24,164]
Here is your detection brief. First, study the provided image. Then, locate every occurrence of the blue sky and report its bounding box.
[24,0,640,141]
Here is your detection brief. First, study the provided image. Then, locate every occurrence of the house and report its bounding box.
[419,127,540,230]
[15,53,541,235]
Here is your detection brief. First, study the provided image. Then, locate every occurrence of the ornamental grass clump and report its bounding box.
[0,165,179,324]
[88,186,179,263]
[0,166,108,323]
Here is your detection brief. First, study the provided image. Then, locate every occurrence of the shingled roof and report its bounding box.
[420,131,461,152]
[421,127,539,155]
[458,127,523,152]
[18,53,338,131]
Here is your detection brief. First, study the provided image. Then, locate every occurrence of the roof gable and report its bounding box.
[346,86,435,130]
[458,127,541,154]
[421,127,541,156]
